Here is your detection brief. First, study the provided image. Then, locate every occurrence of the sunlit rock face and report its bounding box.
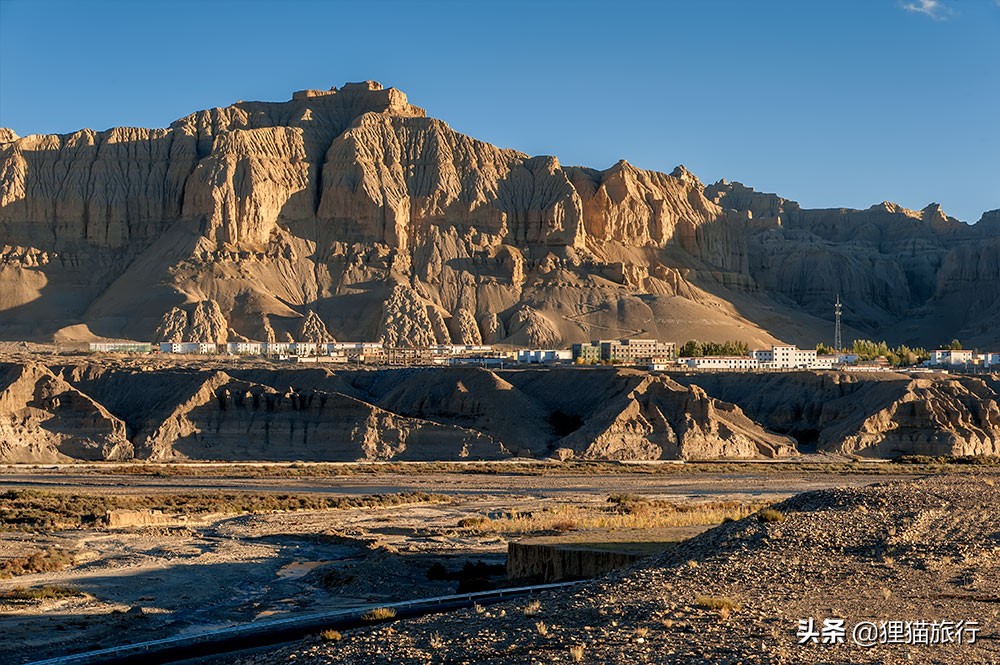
[1,81,996,347]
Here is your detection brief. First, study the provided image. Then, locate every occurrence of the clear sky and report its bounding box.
[1,0,997,221]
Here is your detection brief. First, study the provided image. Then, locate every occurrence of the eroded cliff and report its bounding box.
[2,362,995,463]
[4,81,993,348]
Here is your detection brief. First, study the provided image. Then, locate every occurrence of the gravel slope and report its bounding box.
[237,474,1000,664]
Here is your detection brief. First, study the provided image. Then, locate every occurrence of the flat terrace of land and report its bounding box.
[0,461,929,499]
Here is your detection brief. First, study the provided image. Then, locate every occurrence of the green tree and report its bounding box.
[680,340,703,357]
[949,339,963,350]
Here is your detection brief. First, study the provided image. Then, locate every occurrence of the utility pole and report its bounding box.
[834,295,843,354]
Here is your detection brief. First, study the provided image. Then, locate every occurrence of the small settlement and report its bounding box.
[76,337,1000,373]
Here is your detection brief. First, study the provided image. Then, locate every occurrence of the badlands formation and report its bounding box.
[1,81,999,348]
[3,359,1000,463]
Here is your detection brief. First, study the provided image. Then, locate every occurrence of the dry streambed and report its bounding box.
[0,470,904,664]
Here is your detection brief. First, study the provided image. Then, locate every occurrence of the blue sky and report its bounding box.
[1,0,997,221]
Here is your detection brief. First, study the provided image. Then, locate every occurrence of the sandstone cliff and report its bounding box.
[673,371,1000,457]
[5,81,993,348]
[3,361,998,462]
[0,361,131,461]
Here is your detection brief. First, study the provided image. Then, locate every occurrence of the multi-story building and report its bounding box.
[814,355,837,370]
[571,341,603,364]
[684,356,760,371]
[159,342,217,354]
[227,342,264,355]
[517,349,573,364]
[930,349,975,366]
[572,339,676,364]
[429,344,494,357]
[263,342,292,357]
[601,339,677,364]
[752,345,818,369]
[291,342,318,357]
[328,342,384,355]
[89,342,152,353]
[980,352,1000,367]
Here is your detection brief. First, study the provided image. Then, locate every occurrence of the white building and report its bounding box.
[159,342,217,354]
[429,344,494,357]
[89,342,152,353]
[930,349,975,366]
[814,355,837,370]
[752,345,818,370]
[291,342,318,357]
[328,342,383,354]
[227,342,263,355]
[517,349,573,364]
[684,356,760,371]
[263,342,292,356]
[980,352,1000,367]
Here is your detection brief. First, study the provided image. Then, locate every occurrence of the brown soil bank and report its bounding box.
[2,360,999,462]
[239,474,1000,664]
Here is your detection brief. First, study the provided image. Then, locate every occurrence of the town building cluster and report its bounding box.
[927,349,1000,369]
[79,338,1000,374]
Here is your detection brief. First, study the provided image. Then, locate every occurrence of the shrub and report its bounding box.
[550,519,579,532]
[757,508,785,524]
[0,548,74,578]
[694,595,740,612]
[314,567,355,589]
[361,607,397,622]
[1,585,85,601]
[457,516,490,529]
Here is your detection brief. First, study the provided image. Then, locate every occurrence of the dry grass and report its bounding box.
[55,459,957,479]
[0,548,74,578]
[429,632,444,649]
[0,585,85,602]
[569,644,586,662]
[535,620,550,637]
[695,595,740,612]
[757,508,785,524]
[459,498,772,535]
[361,607,397,622]
[319,629,342,642]
[0,489,449,532]
[523,599,542,616]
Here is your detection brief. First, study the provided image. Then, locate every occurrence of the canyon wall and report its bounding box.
[2,81,996,349]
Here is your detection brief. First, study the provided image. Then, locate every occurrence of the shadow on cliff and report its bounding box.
[0,132,202,341]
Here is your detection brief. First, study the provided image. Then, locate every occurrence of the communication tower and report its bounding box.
[834,295,843,353]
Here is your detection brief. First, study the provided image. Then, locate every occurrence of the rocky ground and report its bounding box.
[0,469,889,664]
[234,475,1000,664]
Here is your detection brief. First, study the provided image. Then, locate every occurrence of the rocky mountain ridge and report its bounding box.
[1,81,998,348]
[2,360,999,463]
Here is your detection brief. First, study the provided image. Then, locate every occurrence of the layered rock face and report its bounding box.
[0,361,131,461]
[7,362,996,463]
[4,81,994,347]
[0,363,801,462]
[673,371,1000,457]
